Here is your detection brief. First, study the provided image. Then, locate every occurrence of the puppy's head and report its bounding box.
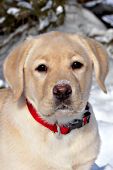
[4,32,109,125]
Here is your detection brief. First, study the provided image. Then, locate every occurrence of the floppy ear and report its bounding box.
[80,37,109,93]
[3,37,34,101]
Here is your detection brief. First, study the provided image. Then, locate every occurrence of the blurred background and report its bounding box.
[0,0,113,169]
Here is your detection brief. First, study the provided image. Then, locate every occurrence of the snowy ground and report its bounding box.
[90,59,113,170]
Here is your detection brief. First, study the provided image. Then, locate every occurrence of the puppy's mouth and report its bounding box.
[45,102,78,125]
[55,103,73,112]
[41,101,84,125]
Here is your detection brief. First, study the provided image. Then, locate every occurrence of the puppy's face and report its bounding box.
[4,32,108,125]
[24,33,93,124]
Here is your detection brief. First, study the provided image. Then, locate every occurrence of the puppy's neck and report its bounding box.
[26,99,92,136]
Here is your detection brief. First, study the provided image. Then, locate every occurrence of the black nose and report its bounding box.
[53,84,72,100]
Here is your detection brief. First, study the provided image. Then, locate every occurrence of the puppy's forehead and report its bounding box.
[28,32,88,60]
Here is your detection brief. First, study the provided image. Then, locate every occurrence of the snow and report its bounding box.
[0,79,8,88]
[103,0,113,6]
[38,18,49,31]
[17,1,32,10]
[0,79,5,88]
[7,7,20,16]
[96,121,113,166]
[102,15,113,27]
[0,17,5,24]
[41,0,52,12]
[89,53,113,169]
[104,165,113,170]
[90,88,113,123]
[90,75,113,169]
[56,6,64,15]
[85,0,102,7]
[91,90,113,170]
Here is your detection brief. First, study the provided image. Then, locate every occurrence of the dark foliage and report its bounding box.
[0,0,65,35]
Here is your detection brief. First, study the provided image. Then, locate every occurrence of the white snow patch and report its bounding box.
[0,80,8,88]
[90,86,113,123]
[104,165,113,170]
[56,6,63,15]
[39,18,49,31]
[90,83,113,169]
[41,0,52,12]
[0,80,5,87]
[7,7,20,16]
[18,2,32,10]
[85,0,102,7]
[96,121,113,167]
[0,17,5,24]
[103,0,113,6]
[102,15,113,27]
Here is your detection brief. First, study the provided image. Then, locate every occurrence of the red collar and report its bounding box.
[26,99,91,135]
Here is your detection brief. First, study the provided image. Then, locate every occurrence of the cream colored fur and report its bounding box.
[0,31,109,170]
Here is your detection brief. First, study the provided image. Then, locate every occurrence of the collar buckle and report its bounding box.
[82,111,91,126]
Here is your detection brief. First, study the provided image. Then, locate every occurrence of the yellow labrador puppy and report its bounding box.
[0,32,108,170]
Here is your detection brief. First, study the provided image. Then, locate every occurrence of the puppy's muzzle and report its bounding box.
[53,84,72,101]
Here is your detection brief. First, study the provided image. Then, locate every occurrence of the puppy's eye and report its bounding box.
[71,61,83,70]
[35,64,48,72]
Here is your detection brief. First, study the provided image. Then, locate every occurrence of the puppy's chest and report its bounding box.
[38,132,81,169]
